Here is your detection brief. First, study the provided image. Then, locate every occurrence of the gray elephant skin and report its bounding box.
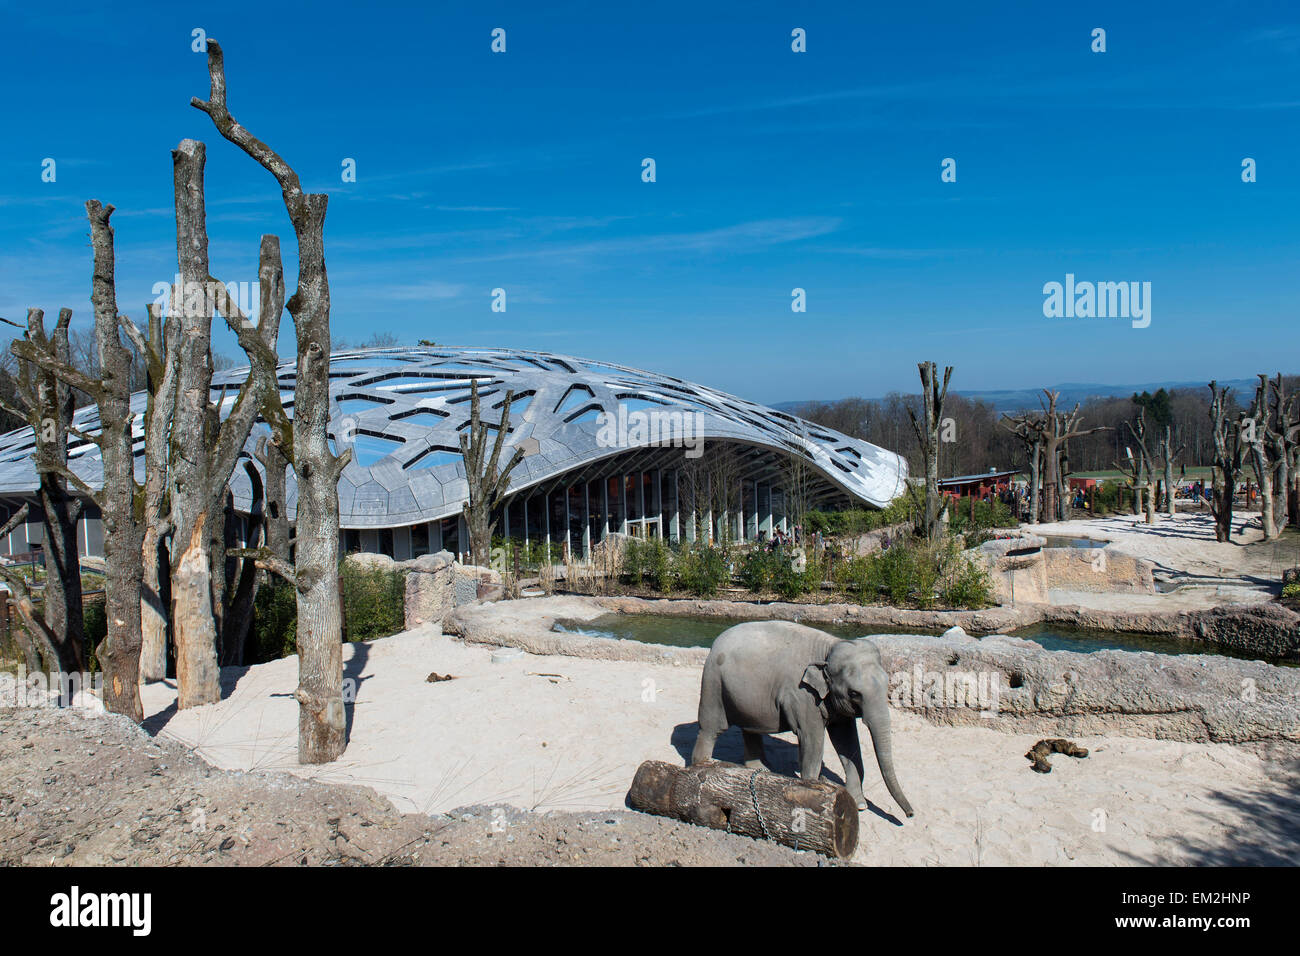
[691,620,914,818]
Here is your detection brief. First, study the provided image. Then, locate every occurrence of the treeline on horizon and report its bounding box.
[791,375,1300,479]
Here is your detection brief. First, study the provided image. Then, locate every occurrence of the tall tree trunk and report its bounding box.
[139,302,180,681]
[1163,425,1176,518]
[1029,438,1041,523]
[907,362,951,540]
[87,201,144,722]
[1041,439,1060,523]
[168,140,222,708]
[21,308,85,674]
[460,380,525,568]
[289,233,348,762]
[1207,382,1241,544]
[255,433,290,559]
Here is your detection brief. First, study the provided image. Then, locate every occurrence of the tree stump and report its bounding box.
[626,760,859,859]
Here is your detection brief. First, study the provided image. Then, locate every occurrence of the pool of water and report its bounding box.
[551,612,1239,658]
[1041,536,1107,549]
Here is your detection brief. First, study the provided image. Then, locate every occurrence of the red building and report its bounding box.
[937,469,1018,500]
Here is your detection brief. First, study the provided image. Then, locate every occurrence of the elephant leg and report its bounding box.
[691,723,723,765]
[742,731,765,769]
[827,720,866,808]
[796,726,826,785]
[691,666,727,765]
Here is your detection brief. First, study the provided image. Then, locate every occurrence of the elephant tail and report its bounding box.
[863,698,915,818]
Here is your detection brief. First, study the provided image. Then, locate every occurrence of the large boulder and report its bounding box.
[1042,546,1155,594]
[346,552,399,572]
[403,550,456,630]
[976,535,1049,605]
[1184,602,1300,662]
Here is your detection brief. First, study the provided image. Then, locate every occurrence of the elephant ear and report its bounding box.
[799,662,830,701]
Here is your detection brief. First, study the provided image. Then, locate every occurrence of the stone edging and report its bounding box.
[448,595,1300,746]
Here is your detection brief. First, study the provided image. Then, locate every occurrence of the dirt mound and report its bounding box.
[0,706,824,867]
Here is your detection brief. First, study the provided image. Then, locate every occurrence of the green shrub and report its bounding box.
[827,534,992,610]
[620,538,673,591]
[1091,480,1121,515]
[738,548,780,593]
[249,578,297,664]
[804,497,915,537]
[621,538,647,585]
[940,553,994,609]
[644,539,673,592]
[83,598,107,671]
[676,544,730,597]
[492,536,553,572]
[948,497,1016,535]
[340,561,407,643]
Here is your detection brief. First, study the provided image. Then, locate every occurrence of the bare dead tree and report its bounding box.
[1038,392,1107,523]
[12,203,147,720]
[253,433,291,561]
[194,40,352,762]
[1114,411,1158,523]
[1243,374,1299,539]
[1158,424,1183,518]
[906,361,952,540]
[131,303,180,681]
[0,309,85,675]
[1002,393,1108,523]
[1241,375,1289,541]
[460,379,524,567]
[1207,381,1246,543]
[1001,414,1042,522]
[0,504,65,674]
[1266,375,1300,529]
[219,460,264,666]
[161,140,286,708]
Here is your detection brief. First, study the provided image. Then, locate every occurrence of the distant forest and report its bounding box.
[791,375,1300,479]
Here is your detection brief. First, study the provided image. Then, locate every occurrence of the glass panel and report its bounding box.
[568,484,584,558]
[411,522,430,558]
[626,474,641,521]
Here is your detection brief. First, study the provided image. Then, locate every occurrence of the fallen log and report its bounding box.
[626,760,858,859]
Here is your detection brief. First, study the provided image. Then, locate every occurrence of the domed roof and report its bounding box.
[0,347,908,528]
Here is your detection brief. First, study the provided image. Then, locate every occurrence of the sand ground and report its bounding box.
[138,627,1299,866]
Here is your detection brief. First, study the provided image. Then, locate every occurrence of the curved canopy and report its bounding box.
[0,347,909,528]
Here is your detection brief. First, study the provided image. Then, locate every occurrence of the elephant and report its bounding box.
[690,620,914,818]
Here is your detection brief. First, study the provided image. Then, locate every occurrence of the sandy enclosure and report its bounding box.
[140,627,1298,866]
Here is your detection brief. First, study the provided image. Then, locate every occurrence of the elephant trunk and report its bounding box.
[862,697,915,818]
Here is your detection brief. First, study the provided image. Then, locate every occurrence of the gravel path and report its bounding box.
[0,706,825,867]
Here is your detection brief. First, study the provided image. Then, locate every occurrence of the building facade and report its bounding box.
[0,347,908,562]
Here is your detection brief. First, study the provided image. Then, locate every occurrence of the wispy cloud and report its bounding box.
[449,216,842,265]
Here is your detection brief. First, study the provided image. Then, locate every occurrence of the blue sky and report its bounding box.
[2,0,1297,404]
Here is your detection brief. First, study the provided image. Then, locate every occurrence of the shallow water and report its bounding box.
[1041,536,1107,549]
[551,612,1261,659]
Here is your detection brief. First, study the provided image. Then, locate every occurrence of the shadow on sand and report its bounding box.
[143,641,375,745]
